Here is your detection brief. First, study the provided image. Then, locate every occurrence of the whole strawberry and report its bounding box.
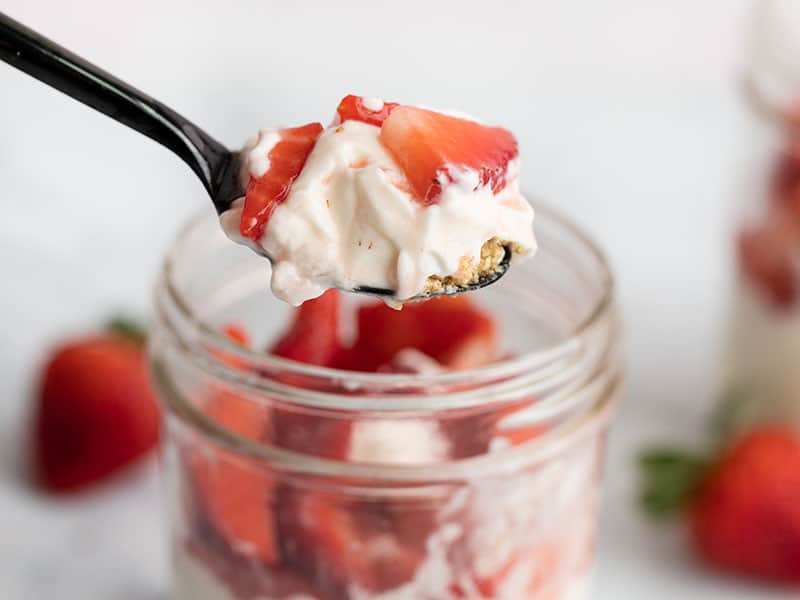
[32,319,160,492]
[640,426,800,584]
[692,428,800,582]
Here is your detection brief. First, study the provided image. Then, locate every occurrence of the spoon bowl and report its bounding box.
[353,244,513,303]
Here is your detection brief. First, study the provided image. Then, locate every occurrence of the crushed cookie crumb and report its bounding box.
[424,237,519,293]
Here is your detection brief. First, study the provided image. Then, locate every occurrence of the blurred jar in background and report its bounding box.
[724,0,800,428]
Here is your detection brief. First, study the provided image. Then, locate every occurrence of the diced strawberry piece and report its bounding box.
[345,296,497,372]
[277,490,423,595]
[737,213,800,308]
[213,323,251,370]
[450,544,563,598]
[442,398,546,460]
[240,122,323,240]
[333,344,376,373]
[771,144,800,217]
[221,323,250,347]
[270,289,342,366]
[268,407,352,460]
[188,391,278,565]
[472,555,519,597]
[491,400,548,448]
[269,290,351,459]
[493,423,547,447]
[380,105,518,204]
[440,409,501,460]
[339,298,497,460]
[336,94,399,127]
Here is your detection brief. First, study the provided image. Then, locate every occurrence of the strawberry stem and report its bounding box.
[107,316,147,346]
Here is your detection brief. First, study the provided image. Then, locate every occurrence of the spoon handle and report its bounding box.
[0,12,229,197]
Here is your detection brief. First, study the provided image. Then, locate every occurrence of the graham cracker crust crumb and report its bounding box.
[424,237,523,293]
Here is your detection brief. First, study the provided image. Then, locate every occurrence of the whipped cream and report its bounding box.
[223,118,536,306]
[348,419,450,464]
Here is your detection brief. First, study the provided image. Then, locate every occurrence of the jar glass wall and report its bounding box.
[723,0,800,430]
[149,206,621,600]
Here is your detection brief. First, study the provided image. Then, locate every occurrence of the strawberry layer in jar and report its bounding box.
[150,207,620,600]
[722,0,800,430]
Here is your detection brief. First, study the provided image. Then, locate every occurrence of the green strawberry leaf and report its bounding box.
[637,449,708,518]
[708,384,753,445]
[107,316,147,346]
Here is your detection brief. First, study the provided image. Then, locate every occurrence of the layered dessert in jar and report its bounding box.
[164,294,604,600]
[151,95,620,600]
[723,0,800,429]
[726,124,800,428]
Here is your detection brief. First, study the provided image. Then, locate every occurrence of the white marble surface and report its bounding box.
[1,1,796,598]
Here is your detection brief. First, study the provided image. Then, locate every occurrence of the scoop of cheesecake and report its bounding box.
[222,95,536,306]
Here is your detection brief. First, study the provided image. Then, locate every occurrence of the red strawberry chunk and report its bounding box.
[771,146,800,202]
[493,423,547,447]
[268,407,352,460]
[441,398,547,460]
[337,297,497,461]
[221,323,250,347]
[240,122,323,240]
[189,391,279,565]
[344,296,497,372]
[380,105,518,204]
[490,400,548,448]
[465,554,519,598]
[269,290,351,459]
[278,490,423,595]
[213,323,251,370]
[737,212,800,308]
[336,94,399,127]
[771,143,800,218]
[270,289,342,366]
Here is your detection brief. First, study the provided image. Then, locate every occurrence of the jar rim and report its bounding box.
[157,203,615,402]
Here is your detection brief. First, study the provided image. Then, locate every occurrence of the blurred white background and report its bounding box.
[1,1,791,598]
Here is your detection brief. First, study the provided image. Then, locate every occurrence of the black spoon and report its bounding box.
[0,12,511,301]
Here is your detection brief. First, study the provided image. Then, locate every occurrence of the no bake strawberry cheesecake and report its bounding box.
[151,92,618,600]
[727,133,800,428]
[220,95,536,305]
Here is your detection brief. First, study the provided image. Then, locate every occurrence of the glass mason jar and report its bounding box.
[149,206,621,600]
[723,0,800,430]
